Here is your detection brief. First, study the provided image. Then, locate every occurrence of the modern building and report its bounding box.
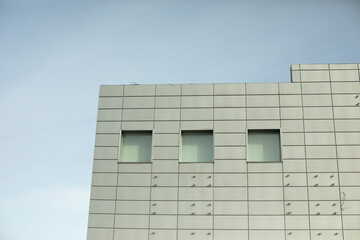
[87,63,360,240]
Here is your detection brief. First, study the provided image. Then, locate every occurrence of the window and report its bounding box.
[120,131,152,162]
[182,131,213,162]
[247,129,281,162]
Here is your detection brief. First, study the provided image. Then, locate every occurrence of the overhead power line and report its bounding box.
[0,118,96,140]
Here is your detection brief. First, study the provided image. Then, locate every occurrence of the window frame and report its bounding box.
[118,130,153,163]
[246,128,282,163]
[180,130,214,163]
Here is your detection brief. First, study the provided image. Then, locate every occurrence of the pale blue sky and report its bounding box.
[0,1,359,239]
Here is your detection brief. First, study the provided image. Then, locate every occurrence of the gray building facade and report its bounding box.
[87,63,360,240]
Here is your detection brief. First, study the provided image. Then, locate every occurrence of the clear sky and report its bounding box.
[0,1,359,239]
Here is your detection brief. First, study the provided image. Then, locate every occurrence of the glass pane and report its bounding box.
[121,132,152,162]
[248,130,281,162]
[182,132,213,162]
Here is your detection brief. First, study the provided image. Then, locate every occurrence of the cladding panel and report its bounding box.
[99,85,124,96]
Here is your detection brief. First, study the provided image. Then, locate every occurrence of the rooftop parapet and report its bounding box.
[291,63,360,83]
